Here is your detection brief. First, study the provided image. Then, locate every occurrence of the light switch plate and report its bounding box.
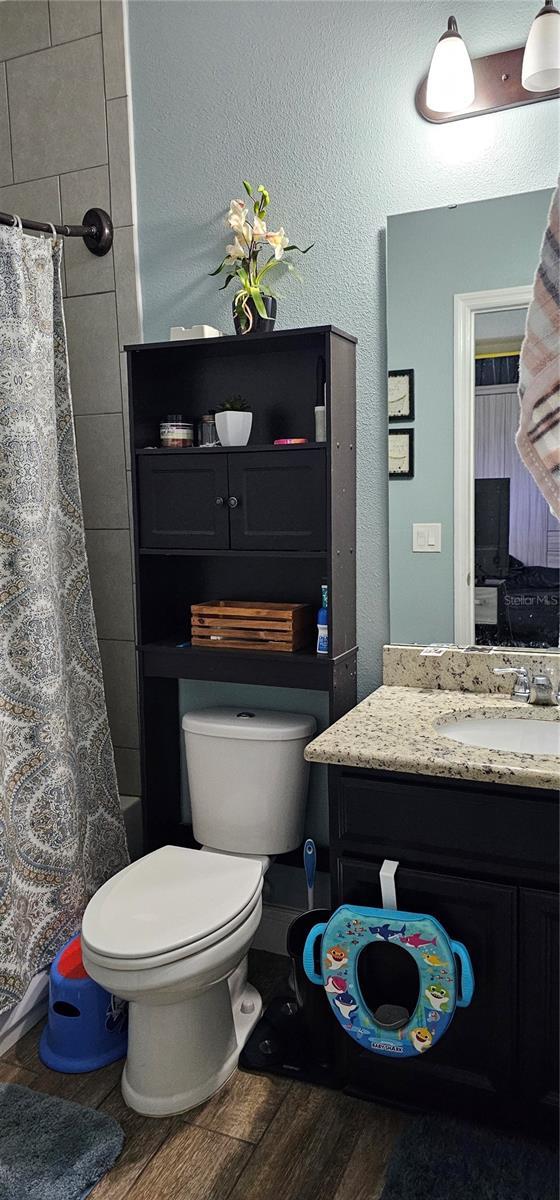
[413,523,442,552]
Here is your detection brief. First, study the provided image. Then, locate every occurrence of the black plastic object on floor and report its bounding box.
[240,908,342,1086]
[380,1113,558,1200]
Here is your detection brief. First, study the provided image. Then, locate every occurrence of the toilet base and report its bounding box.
[121,977,262,1117]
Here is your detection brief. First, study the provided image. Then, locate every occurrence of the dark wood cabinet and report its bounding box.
[330,767,558,1129]
[139,447,326,554]
[139,453,230,549]
[228,450,326,552]
[518,887,559,1111]
[127,326,357,852]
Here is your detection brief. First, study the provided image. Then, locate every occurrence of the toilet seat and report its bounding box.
[304,904,474,1058]
[82,845,263,971]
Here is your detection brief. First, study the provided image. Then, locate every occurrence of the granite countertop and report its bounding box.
[305,686,560,791]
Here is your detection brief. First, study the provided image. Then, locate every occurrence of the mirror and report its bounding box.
[386,188,559,650]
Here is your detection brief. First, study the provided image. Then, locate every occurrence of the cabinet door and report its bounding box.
[227,450,326,552]
[519,888,559,1112]
[138,455,230,549]
[336,857,517,1119]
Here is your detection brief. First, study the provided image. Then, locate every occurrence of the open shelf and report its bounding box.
[139,548,328,559]
[136,443,327,456]
[141,640,357,691]
[125,324,357,354]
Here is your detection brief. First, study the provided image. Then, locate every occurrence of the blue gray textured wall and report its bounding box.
[127,0,558,695]
[387,188,553,645]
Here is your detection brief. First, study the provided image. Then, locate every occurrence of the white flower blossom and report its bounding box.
[266,227,289,260]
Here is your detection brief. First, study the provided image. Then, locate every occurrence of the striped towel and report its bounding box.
[516,184,560,518]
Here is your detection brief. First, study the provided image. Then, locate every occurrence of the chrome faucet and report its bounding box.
[493,666,558,706]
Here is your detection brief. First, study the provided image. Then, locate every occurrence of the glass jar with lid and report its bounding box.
[160,415,194,448]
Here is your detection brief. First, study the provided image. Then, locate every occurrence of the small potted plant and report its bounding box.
[210,181,313,335]
[215,395,253,447]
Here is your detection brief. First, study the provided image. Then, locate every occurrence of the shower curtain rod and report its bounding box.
[0,206,113,257]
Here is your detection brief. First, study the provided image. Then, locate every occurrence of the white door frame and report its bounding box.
[453,285,532,645]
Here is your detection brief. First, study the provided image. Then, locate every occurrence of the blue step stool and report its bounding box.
[39,934,128,1073]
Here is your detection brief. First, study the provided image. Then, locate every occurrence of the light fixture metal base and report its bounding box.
[416,45,559,122]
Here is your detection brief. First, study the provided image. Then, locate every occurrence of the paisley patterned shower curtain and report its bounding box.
[0,224,129,1013]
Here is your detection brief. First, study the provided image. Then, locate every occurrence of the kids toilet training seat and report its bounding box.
[304,904,474,1058]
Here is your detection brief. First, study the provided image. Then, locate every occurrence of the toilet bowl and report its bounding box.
[82,845,264,1116]
[82,706,316,1116]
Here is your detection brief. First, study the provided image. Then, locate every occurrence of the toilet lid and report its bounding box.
[81,846,263,962]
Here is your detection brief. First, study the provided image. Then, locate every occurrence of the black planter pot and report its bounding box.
[232,294,277,335]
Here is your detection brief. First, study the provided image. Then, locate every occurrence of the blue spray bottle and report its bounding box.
[316,583,328,655]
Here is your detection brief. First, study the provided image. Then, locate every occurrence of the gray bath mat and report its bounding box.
[0,1083,124,1200]
[381,1113,558,1200]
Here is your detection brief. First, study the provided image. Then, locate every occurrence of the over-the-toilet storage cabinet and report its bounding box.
[126,325,357,858]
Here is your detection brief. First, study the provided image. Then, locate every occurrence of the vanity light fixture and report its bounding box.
[426,17,475,114]
[522,0,560,92]
[416,8,560,122]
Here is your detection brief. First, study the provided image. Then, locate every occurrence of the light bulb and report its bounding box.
[522,0,560,92]
[426,16,475,113]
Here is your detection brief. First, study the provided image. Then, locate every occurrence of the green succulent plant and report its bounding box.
[219,395,250,412]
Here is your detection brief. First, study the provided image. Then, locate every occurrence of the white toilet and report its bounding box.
[81,707,316,1117]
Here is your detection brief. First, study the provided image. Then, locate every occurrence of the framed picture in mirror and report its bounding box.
[388,369,415,422]
[389,429,414,479]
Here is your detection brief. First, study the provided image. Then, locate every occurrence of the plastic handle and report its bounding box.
[303,922,327,986]
[452,940,475,1008]
[304,839,316,893]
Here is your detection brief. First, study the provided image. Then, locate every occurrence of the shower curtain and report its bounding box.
[0,224,129,1014]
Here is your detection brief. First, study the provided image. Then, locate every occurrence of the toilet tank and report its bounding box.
[182,707,317,855]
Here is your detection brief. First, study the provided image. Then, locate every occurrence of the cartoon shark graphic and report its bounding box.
[425,984,450,1012]
[332,991,359,1023]
[422,953,448,968]
[325,975,347,996]
[410,1026,433,1053]
[426,1009,441,1024]
[399,932,437,949]
[326,945,348,969]
[368,923,407,942]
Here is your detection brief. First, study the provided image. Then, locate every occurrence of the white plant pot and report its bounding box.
[215,411,253,447]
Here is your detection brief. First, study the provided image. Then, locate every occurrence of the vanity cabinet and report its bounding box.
[139,447,326,553]
[330,767,558,1129]
[518,888,559,1112]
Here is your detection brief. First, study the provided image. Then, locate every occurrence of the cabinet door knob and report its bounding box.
[215,496,225,506]
[227,496,239,509]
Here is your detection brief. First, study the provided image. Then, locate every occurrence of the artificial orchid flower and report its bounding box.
[227,200,248,232]
[252,215,267,242]
[266,227,289,260]
[210,182,313,334]
[225,237,246,263]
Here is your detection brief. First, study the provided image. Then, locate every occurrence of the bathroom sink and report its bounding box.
[438,716,559,755]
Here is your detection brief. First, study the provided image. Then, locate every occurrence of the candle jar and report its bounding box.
[160,415,194,448]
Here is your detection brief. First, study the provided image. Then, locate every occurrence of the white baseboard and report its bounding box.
[252,902,304,957]
[0,969,49,1057]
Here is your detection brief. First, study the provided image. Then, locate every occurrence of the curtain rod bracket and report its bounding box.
[81,208,113,256]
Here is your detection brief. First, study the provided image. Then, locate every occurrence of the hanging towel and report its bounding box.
[516,184,560,518]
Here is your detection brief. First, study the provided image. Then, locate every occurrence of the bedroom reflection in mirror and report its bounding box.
[474,308,559,649]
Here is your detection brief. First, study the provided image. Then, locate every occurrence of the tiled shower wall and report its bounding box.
[0,0,142,825]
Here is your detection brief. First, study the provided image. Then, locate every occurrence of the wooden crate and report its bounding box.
[191,600,314,653]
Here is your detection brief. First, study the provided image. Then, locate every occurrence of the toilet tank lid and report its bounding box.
[182,707,317,742]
